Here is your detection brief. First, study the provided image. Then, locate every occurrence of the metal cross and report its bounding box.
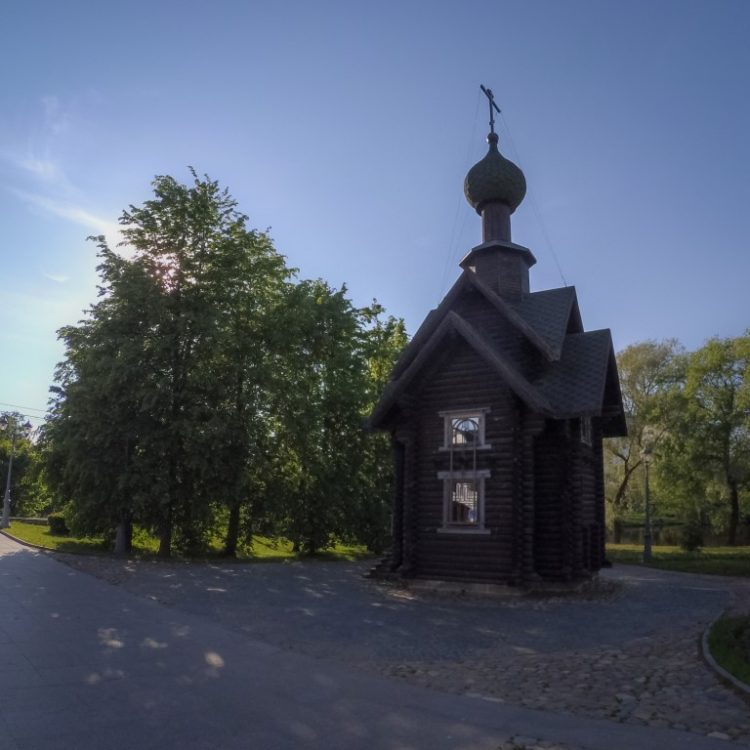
[480,84,501,135]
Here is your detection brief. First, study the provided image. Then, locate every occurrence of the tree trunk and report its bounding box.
[158,509,172,558]
[613,461,639,515]
[114,513,132,556]
[613,518,623,544]
[728,480,740,546]
[224,503,241,557]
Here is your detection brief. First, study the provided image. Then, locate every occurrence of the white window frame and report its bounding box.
[580,417,593,446]
[438,408,491,451]
[437,469,491,534]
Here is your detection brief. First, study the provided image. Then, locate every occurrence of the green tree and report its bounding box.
[46,245,165,553]
[0,413,43,519]
[660,334,750,545]
[47,169,405,558]
[206,221,292,557]
[261,284,406,555]
[346,302,407,551]
[268,280,367,554]
[604,340,683,540]
[47,171,292,556]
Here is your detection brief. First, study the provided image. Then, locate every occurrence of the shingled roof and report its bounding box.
[390,269,573,382]
[370,286,625,434]
[532,329,625,435]
[512,287,581,360]
[369,311,552,428]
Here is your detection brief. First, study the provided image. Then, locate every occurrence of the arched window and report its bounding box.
[440,409,489,450]
[451,417,479,446]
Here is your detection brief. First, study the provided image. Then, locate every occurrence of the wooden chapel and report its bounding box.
[369,97,627,586]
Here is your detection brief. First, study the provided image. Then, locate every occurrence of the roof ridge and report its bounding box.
[465,273,556,361]
[514,285,579,359]
[525,286,576,298]
[447,312,552,414]
[390,273,472,379]
[369,309,552,428]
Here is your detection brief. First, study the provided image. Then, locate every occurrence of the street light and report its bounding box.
[640,426,657,563]
[0,416,33,529]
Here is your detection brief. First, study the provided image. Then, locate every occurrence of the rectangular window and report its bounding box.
[449,478,479,524]
[437,469,490,530]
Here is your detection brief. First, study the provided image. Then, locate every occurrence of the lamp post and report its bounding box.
[641,426,656,563]
[0,416,33,529]
[642,448,653,562]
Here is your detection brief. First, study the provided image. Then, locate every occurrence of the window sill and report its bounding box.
[437,469,491,480]
[438,444,492,452]
[437,527,491,536]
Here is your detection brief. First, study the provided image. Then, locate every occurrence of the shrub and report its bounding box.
[47,512,69,536]
[708,615,750,684]
[680,518,704,552]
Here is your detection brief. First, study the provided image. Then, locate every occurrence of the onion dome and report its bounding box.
[464,132,526,214]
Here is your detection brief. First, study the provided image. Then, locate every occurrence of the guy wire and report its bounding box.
[499,111,568,287]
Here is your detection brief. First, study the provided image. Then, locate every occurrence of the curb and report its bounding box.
[0,528,54,554]
[701,611,750,701]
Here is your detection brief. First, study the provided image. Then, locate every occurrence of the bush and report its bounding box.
[708,615,750,684]
[680,518,704,552]
[47,512,69,536]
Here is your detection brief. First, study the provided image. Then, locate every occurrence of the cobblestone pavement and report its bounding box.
[56,552,750,744]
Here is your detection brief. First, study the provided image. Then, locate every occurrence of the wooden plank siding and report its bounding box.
[533,421,568,580]
[409,337,520,582]
[381,283,614,586]
[532,418,605,580]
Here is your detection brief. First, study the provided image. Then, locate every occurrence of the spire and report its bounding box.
[464,87,526,242]
[460,87,534,299]
[480,84,501,137]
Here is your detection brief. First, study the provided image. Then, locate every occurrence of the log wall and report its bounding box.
[410,335,521,582]
[385,285,611,585]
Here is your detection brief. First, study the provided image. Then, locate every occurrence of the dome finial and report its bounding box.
[464,87,526,221]
[480,84,501,136]
[464,87,527,242]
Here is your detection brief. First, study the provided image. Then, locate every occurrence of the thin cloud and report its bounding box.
[44,273,69,283]
[41,95,72,137]
[0,151,62,182]
[11,188,114,232]
[0,150,71,189]
[1,96,133,257]
[9,188,124,246]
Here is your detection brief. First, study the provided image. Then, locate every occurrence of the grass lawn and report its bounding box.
[708,615,750,685]
[2,521,371,562]
[607,543,750,577]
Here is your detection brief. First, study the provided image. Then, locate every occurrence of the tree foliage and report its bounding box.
[604,340,683,540]
[606,334,750,545]
[657,334,750,545]
[45,171,406,557]
[0,413,47,518]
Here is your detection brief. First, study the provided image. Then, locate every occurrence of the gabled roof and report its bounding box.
[390,270,562,381]
[371,263,625,434]
[512,287,581,360]
[369,311,552,428]
[534,330,611,417]
[467,274,556,360]
[532,329,626,437]
[370,311,626,435]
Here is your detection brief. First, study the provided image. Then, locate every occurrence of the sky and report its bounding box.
[2,0,749,425]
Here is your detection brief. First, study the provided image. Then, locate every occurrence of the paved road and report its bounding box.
[0,536,743,750]
[55,547,750,739]
[55,551,737,661]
